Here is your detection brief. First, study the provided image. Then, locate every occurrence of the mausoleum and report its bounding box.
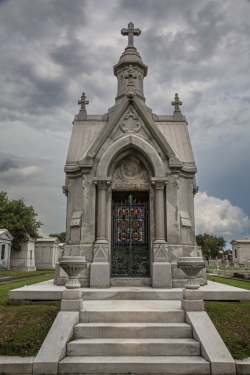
[61,22,202,288]
[10,236,36,271]
[231,238,250,265]
[35,237,59,270]
[0,229,13,270]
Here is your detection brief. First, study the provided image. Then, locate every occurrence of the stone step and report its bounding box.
[59,355,210,374]
[80,309,185,323]
[82,287,183,300]
[67,338,200,356]
[80,300,185,323]
[75,322,192,339]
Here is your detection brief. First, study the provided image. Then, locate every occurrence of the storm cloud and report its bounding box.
[0,0,249,242]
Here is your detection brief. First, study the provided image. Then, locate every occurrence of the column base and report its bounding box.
[61,289,83,311]
[90,262,110,288]
[181,289,204,311]
[152,262,172,288]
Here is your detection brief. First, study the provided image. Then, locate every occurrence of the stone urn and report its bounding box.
[59,256,87,289]
[177,257,205,289]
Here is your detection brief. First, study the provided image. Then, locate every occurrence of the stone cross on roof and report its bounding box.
[125,65,137,86]
[78,92,89,112]
[171,93,182,114]
[121,22,141,49]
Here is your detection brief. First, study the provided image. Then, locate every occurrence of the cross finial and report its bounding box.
[171,93,182,114]
[125,65,137,86]
[78,92,89,111]
[121,22,141,49]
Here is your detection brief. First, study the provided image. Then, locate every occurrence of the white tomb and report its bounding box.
[0,229,13,270]
[35,237,59,269]
[10,237,36,271]
[231,238,250,265]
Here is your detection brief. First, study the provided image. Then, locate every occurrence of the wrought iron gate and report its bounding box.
[111,194,150,277]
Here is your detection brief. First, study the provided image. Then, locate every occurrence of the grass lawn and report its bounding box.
[205,301,250,360]
[207,274,250,290]
[0,275,60,356]
[207,265,243,270]
[205,275,250,359]
[0,270,54,280]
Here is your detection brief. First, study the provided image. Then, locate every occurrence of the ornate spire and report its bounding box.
[171,93,182,114]
[121,22,141,50]
[78,92,89,112]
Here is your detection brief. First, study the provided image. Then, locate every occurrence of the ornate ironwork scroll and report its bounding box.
[112,194,149,277]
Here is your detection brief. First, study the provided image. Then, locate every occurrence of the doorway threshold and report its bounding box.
[111,277,151,287]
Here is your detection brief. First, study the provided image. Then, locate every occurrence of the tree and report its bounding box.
[49,232,66,243]
[0,191,43,251]
[196,233,226,259]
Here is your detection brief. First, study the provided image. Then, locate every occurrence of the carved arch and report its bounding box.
[96,134,165,177]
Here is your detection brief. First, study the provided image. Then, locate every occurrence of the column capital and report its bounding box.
[93,177,111,189]
[151,177,168,189]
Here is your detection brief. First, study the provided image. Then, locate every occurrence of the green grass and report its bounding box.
[205,301,250,360]
[207,274,250,290]
[0,275,56,306]
[207,265,242,270]
[0,270,54,280]
[0,274,59,356]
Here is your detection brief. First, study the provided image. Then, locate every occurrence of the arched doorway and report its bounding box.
[111,191,150,277]
[110,154,151,278]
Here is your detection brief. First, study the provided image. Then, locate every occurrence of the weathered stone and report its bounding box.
[33,311,79,374]
[187,311,236,375]
[61,21,202,289]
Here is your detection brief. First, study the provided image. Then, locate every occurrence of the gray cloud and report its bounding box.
[0,158,19,172]
[0,0,249,238]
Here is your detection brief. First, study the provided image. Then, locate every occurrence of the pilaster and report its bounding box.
[151,178,172,288]
[166,173,181,244]
[90,178,111,288]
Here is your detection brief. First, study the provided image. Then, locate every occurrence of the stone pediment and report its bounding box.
[0,229,13,241]
[78,96,182,170]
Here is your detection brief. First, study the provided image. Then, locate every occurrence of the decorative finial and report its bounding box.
[78,92,89,112]
[121,22,141,50]
[171,93,182,114]
[125,65,137,87]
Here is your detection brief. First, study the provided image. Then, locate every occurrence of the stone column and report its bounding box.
[166,173,181,244]
[96,182,108,240]
[90,178,111,288]
[151,178,172,288]
[155,181,166,241]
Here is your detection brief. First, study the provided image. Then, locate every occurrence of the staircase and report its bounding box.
[59,290,210,374]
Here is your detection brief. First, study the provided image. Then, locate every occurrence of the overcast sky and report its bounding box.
[0,0,249,247]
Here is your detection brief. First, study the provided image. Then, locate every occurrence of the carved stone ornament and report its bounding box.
[59,256,87,289]
[177,257,205,289]
[115,156,148,182]
[120,106,142,133]
[62,185,68,196]
[121,160,140,180]
[94,180,111,190]
[82,178,90,188]
[172,181,179,189]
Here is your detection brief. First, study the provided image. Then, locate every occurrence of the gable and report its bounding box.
[78,96,180,167]
[0,229,13,241]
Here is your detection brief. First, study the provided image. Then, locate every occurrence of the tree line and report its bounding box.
[0,191,226,257]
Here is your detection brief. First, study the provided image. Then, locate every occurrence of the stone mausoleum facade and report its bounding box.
[60,23,202,288]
